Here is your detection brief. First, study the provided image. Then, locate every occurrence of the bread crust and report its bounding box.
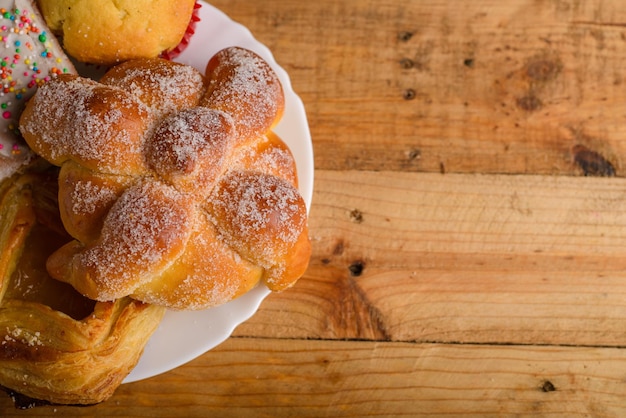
[20,48,311,310]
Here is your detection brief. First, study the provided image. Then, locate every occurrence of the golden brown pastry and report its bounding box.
[20,47,311,310]
[37,0,198,64]
[0,167,165,406]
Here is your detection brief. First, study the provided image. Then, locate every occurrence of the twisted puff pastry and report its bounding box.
[0,167,165,406]
[20,47,311,310]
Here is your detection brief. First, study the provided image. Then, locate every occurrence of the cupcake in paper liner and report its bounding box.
[37,0,199,65]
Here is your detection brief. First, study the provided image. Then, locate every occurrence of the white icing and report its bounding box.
[0,0,74,160]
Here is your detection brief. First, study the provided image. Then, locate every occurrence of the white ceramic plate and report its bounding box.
[121,2,314,383]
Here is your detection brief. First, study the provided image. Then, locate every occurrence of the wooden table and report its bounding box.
[4,0,626,416]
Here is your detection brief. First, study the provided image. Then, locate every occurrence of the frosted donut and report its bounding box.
[0,0,75,180]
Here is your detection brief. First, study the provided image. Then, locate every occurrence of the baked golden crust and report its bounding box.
[20,47,311,310]
[0,168,165,405]
[37,0,197,65]
[19,74,154,175]
[99,58,207,120]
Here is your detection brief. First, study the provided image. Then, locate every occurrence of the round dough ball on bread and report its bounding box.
[37,0,196,64]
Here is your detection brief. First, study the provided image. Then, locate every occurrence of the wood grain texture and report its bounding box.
[4,338,626,417]
[218,0,626,175]
[3,0,626,416]
[236,171,626,346]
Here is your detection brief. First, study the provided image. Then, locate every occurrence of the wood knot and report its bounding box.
[349,209,364,223]
[572,144,615,177]
[516,95,542,111]
[333,240,345,255]
[526,58,562,82]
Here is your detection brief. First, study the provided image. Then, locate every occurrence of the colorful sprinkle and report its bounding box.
[0,6,74,158]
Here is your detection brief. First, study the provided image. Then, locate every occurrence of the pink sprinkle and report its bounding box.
[2,111,10,119]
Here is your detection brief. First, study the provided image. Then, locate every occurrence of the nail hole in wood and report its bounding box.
[349,261,365,277]
[398,31,413,42]
[400,58,414,69]
[541,380,556,392]
[408,148,421,161]
[403,89,416,100]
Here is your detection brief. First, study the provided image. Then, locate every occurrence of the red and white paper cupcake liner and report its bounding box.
[160,1,202,61]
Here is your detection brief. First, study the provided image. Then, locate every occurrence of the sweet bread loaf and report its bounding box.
[20,47,311,310]
[37,0,198,64]
[0,167,165,406]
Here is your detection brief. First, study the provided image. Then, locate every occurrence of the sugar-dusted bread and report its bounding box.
[37,0,198,64]
[0,167,165,406]
[20,47,311,310]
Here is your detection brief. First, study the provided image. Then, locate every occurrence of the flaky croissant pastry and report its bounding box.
[0,167,165,406]
[20,47,311,310]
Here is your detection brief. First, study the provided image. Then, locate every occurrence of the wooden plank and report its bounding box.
[308,170,626,257]
[233,170,626,346]
[4,338,624,417]
[212,0,626,175]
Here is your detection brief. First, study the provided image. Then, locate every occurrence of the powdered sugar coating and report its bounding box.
[70,180,119,216]
[133,212,262,310]
[145,107,234,195]
[233,133,298,185]
[24,47,310,308]
[207,171,307,287]
[202,47,284,145]
[57,161,135,244]
[100,58,205,119]
[76,181,194,300]
[20,75,152,175]
[3,326,43,347]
